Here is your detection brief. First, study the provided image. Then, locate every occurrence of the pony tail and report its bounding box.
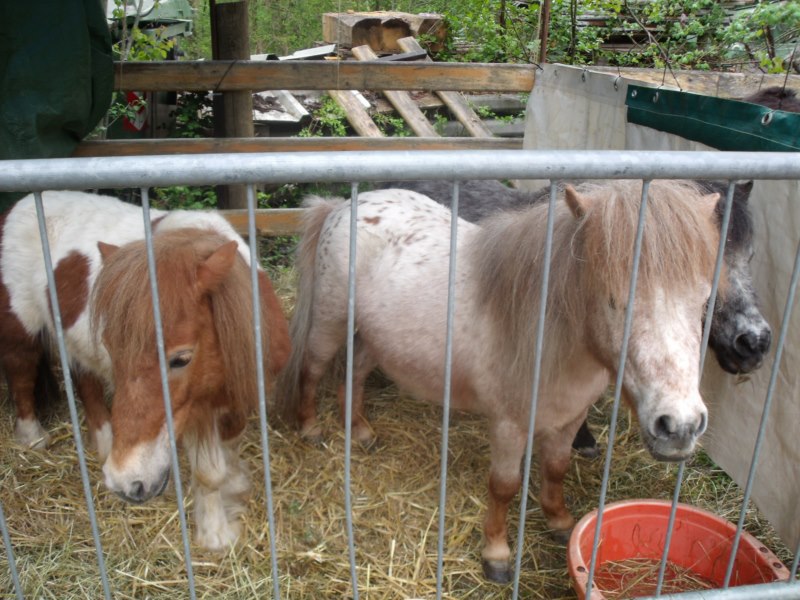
[274,196,338,425]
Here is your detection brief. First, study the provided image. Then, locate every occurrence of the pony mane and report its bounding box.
[472,179,721,387]
[91,227,268,427]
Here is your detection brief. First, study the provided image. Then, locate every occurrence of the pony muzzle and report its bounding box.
[642,408,708,462]
[116,470,170,504]
[102,426,173,504]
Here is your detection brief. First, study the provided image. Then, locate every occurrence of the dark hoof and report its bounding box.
[301,432,324,447]
[550,527,572,545]
[482,559,513,584]
[575,444,602,460]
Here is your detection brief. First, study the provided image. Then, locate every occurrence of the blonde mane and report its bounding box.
[91,228,269,431]
[472,179,722,388]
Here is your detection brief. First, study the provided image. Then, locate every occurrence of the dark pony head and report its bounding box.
[700,181,772,373]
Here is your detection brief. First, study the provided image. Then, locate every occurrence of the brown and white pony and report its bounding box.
[0,191,290,550]
[278,180,722,582]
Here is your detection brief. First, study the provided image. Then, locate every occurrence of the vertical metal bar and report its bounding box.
[33,192,112,600]
[722,225,800,588]
[435,181,460,599]
[655,181,736,595]
[790,536,800,581]
[344,181,360,600]
[246,184,282,599]
[140,189,197,599]
[585,180,651,599]
[0,500,23,600]
[512,182,558,600]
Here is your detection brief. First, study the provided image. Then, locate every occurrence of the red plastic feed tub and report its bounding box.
[567,499,790,599]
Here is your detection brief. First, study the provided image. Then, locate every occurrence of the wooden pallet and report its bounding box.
[332,36,494,140]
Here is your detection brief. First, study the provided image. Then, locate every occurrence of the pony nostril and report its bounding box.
[697,412,708,436]
[734,331,759,356]
[653,415,676,439]
[759,329,772,353]
[130,480,145,502]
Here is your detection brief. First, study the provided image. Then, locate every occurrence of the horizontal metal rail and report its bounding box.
[638,580,800,599]
[1,150,797,600]
[1,150,800,191]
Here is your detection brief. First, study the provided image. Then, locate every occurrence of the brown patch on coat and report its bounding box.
[363,216,381,225]
[0,210,47,420]
[50,251,90,330]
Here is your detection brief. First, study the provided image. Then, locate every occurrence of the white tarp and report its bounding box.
[522,64,800,549]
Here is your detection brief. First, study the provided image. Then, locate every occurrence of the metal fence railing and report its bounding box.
[1,150,799,599]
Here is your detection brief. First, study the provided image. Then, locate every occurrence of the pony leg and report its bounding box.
[571,419,600,459]
[76,372,111,461]
[297,322,348,442]
[185,426,251,551]
[2,339,50,449]
[537,423,583,543]
[336,337,378,447]
[482,419,527,583]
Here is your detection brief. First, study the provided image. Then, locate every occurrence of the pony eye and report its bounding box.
[168,351,193,370]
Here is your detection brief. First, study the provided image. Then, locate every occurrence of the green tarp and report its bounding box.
[626,84,800,152]
[0,0,113,211]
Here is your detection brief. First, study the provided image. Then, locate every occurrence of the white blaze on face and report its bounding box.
[102,425,172,501]
[625,287,709,459]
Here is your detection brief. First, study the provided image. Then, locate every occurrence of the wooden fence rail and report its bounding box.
[114,60,536,92]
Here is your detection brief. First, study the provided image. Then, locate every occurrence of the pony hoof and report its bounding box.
[357,436,381,452]
[301,432,325,447]
[550,527,572,545]
[482,559,513,584]
[14,418,50,450]
[299,422,324,446]
[575,444,602,460]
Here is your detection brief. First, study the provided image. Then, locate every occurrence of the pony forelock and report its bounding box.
[473,179,721,388]
[91,228,266,429]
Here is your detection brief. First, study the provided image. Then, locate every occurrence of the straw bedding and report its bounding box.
[0,273,793,599]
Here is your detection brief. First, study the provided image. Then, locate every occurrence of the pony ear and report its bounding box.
[564,185,588,219]
[98,241,120,262]
[197,240,239,292]
[736,180,754,203]
[701,192,722,221]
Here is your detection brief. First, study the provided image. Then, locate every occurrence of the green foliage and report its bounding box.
[175,0,798,73]
[373,112,412,137]
[173,93,214,138]
[299,95,349,137]
[720,2,800,73]
[151,186,217,210]
[117,26,176,61]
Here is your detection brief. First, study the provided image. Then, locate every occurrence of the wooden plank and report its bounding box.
[211,1,252,209]
[322,11,446,53]
[220,208,304,236]
[327,90,384,137]
[113,61,535,93]
[351,45,439,137]
[396,37,494,139]
[72,136,523,157]
[588,66,800,98]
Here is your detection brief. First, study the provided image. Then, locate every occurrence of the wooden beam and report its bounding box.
[220,208,304,236]
[351,45,439,137]
[396,37,494,139]
[72,136,523,157]
[322,11,447,53]
[113,60,536,93]
[327,90,384,137]
[587,66,800,98]
[211,1,252,209]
